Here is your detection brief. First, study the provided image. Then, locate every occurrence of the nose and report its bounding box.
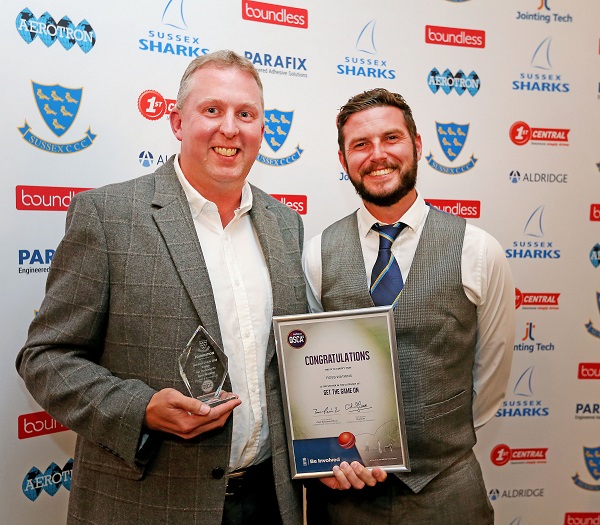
[219,110,239,138]
[370,140,387,162]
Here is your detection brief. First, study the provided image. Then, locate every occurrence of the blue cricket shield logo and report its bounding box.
[32,82,82,138]
[436,122,469,162]
[264,109,293,153]
[584,447,600,481]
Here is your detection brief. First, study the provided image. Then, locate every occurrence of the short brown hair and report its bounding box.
[336,88,418,152]
[176,50,264,110]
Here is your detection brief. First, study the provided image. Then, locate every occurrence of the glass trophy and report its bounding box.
[178,325,236,406]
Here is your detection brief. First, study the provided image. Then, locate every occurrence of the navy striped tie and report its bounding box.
[370,222,406,307]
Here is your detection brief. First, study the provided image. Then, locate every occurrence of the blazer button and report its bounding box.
[212,467,225,479]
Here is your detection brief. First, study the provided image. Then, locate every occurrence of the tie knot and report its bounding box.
[373,222,405,250]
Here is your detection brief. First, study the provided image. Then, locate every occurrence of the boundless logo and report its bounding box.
[585,292,600,339]
[578,363,600,380]
[564,514,600,525]
[509,120,570,146]
[425,25,485,48]
[496,366,550,417]
[506,205,560,259]
[508,169,568,185]
[516,0,573,24]
[244,51,307,78]
[426,122,477,174]
[16,8,96,53]
[590,244,600,268]
[19,82,96,154]
[515,287,560,310]
[16,185,90,211]
[428,68,480,96]
[270,194,307,214]
[425,199,480,218]
[512,37,569,93]
[257,109,303,166]
[337,20,396,80]
[514,321,555,353]
[22,459,73,501]
[572,446,600,491]
[138,90,176,120]
[139,0,209,57]
[591,204,600,221]
[242,0,308,28]
[490,443,548,466]
[488,486,545,501]
[18,411,69,439]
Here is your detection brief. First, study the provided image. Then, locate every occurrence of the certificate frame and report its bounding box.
[273,306,410,479]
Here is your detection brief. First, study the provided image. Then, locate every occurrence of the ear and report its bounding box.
[338,150,348,173]
[414,134,422,161]
[169,107,183,142]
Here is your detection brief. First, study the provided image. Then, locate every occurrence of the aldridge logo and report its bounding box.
[242,1,308,28]
[18,411,69,439]
[17,186,91,211]
[425,25,485,48]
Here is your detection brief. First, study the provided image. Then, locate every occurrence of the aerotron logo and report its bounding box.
[506,205,561,259]
[257,109,303,166]
[509,121,570,146]
[428,68,480,96]
[138,0,209,57]
[590,244,600,268]
[22,459,73,501]
[512,37,569,93]
[572,446,600,491]
[16,8,96,53]
[19,82,96,154]
[490,443,548,466]
[516,0,574,24]
[336,20,396,79]
[425,122,477,174]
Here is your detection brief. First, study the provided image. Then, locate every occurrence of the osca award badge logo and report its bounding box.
[18,82,96,154]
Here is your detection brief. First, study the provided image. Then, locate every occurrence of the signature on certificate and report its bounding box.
[312,406,341,415]
[345,401,372,413]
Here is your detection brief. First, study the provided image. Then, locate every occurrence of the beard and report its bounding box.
[347,150,418,208]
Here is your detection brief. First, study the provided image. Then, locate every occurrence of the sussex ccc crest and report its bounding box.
[18,81,96,154]
[258,109,303,166]
[572,446,600,491]
[584,292,600,338]
[426,122,477,174]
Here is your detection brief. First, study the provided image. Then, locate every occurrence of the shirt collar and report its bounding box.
[174,154,253,219]
[356,190,428,239]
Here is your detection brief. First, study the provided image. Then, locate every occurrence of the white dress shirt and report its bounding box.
[175,155,272,470]
[302,192,515,430]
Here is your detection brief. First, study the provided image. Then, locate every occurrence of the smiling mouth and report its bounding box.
[213,147,238,157]
[367,167,394,177]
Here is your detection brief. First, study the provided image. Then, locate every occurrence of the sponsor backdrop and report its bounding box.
[3,0,599,523]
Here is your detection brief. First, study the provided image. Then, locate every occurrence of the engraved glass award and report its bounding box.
[178,325,236,406]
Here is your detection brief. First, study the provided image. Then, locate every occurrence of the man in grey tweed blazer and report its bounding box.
[17,51,306,525]
[302,89,514,524]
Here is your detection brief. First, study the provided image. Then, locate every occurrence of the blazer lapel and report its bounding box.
[150,159,224,348]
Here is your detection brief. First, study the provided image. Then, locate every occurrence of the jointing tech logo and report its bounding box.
[18,82,96,154]
[16,8,96,52]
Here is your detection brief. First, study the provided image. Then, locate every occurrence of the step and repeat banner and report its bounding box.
[2,0,599,523]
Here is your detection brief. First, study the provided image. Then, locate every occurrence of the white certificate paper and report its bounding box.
[273,306,409,479]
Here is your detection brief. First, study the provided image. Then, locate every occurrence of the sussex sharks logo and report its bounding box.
[257,109,303,166]
[426,122,477,174]
[584,293,600,339]
[572,446,600,491]
[18,82,96,154]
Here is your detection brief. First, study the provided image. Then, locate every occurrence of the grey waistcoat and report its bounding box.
[321,207,477,493]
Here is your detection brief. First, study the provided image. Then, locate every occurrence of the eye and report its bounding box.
[206,107,218,115]
[239,111,251,118]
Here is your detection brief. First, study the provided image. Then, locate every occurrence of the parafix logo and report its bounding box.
[18,411,69,439]
[579,363,600,380]
[515,288,560,310]
[242,0,308,28]
[490,443,548,466]
[425,199,480,218]
[591,204,600,222]
[565,513,600,524]
[16,185,91,211]
[509,121,570,146]
[270,194,307,214]
[425,25,485,48]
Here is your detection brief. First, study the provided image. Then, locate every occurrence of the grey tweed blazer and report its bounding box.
[16,157,306,525]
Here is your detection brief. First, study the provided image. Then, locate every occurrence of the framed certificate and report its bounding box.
[273,306,410,479]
